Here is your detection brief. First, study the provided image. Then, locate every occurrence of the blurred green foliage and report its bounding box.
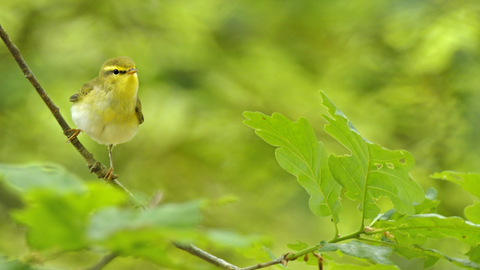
[1,0,480,269]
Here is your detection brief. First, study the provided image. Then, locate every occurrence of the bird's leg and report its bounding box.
[66,129,82,143]
[104,144,115,182]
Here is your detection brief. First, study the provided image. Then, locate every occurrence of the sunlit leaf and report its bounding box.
[0,258,38,270]
[465,203,480,224]
[0,163,85,194]
[431,171,480,223]
[431,171,480,199]
[319,240,394,265]
[262,247,288,269]
[205,229,254,248]
[287,240,309,251]
[12,183,125,251]
[388,231,439,268]
[375,213,480,246]
[414,187,439,215]
[426,249,480,269]
[244,111,342,223]
[327,262,399,270]
[241,242,274,264]
[321,91,424,219]
[468,245,480,264]
[89,201,201,240]
[88,201,202,266]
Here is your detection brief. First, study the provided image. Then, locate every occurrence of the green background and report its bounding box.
[1,0,479,269]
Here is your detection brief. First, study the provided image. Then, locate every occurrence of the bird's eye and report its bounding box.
[113,69,119,75]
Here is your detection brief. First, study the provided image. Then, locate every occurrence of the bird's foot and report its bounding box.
[66,129,82,143]
[104,167,115,184]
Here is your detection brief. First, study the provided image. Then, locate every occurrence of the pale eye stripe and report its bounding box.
[103,65,135,70]
[103,66,124,71]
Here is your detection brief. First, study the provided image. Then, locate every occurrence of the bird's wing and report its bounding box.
[135,97,144,124]
[69,78,98,102]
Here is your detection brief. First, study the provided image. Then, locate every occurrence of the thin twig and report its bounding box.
[85,253,118,270]
[173,242,289,270]
[0,24,146,210]
[147,191,164,208]
[174,242,238,270]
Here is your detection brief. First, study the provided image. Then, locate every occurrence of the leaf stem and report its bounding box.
[329,229,363,243]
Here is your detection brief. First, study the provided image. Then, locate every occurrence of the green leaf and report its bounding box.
[243,112,342,223]
[0,259,38,270]
[468,245,480,264]
[12,183,126,251]
[327,262,399,270]
[262,247,288,269]
[319,240,394,265]
[287,240,309,251]
[0,163,85,194]
[88,201,202,266]
[375,213,480,246]
[431,171,480,199]
[431,171,480,223]
[388,231,439,268]
[89,201,201,240]
[374,187,440,225]
[414,187,440,215]
[425,249,480,269]
[204,229,255,249]
[241,242,274,264]
[320,91,424,219]
[465,203,480,224]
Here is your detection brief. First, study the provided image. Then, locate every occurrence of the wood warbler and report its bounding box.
[68,56,144,180]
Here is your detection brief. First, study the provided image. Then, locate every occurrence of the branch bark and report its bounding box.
[173,242,290,270]
[85,253,118,270]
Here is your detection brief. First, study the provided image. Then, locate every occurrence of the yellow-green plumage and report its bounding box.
[69,56,143,180]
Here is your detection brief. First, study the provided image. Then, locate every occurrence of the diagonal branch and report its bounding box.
[85,253,118,270]
[0,25,146,209]
[173,242,289,270]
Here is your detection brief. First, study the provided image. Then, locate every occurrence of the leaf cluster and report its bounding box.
[244,91,480,269]
[0,164,259,270]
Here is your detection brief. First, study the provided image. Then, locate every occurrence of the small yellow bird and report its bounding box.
[68,56,144,180]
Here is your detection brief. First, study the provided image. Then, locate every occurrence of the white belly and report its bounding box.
[71,97,139,145]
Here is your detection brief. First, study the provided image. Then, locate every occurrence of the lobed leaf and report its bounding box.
[0,258,39,270]
[243,111,342,223]
[425,249,480,269]
[414,187,440,215]
[318,240,394,265]
[431,171,480,223]
[375,213,480,246]
[327,263,399,270]
[205,229,259,249]
[0,163,85,194]
[88,201,202,266]
[320,91,424,219]
[374,187,440,223]
[12,183,125,251]
[468,245,480,264]
[387,231,439,268]
[388,236,479,269]
[431,171,480,199]
[466,203,480,224]
[287,240,309,251]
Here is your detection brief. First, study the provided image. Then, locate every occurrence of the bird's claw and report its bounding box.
[66,129,82,143]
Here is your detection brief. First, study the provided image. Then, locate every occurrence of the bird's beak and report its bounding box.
[127,68,138,74]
